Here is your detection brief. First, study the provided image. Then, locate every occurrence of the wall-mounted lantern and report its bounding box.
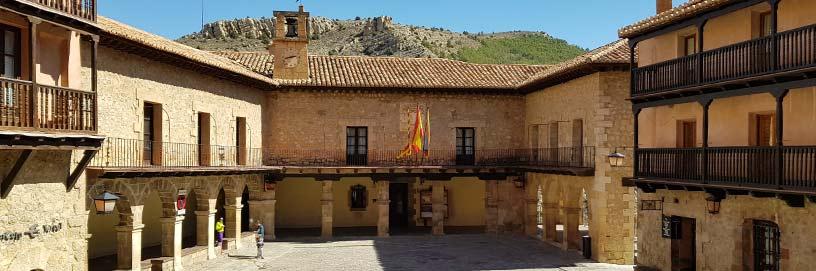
[177,189,188,216]
[93,191,120,215]
[705,194,721,214]
[607,149,626,167]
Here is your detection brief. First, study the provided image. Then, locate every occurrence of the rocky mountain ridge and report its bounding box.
[178,16,586,64]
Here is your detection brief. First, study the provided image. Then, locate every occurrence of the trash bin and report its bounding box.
[582,235,592,259]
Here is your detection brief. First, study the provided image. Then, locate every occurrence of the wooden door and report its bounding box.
[671,217,697,271]
[755,114,773,147]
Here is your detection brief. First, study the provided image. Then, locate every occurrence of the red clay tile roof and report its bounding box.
[517,39,631,90]
[211,51,551,89]
[98,17,278,86]
[619,0,736,38]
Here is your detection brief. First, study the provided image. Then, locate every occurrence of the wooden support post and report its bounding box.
[770,0,780,71]
[696,20,707,83]
[700,98,713,184]
[772,89,788,189]
[633,108,642,177]
[91,35,99,131]
[28,17,40,128]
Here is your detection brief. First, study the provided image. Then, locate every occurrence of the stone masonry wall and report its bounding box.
[0,150,89,271]
[94,46,265,149]
[638,190,816,271]
[264,90,526,151]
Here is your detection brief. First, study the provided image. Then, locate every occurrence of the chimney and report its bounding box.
[657,0,672,14]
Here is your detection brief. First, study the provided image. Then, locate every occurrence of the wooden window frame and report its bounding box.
[236,117,247,165]
[682,34,697,56]
[758,11,772,38]
[0,23,21,79]
[143,102,163,166]
[198,112,211,166]
[346,126,368,166]
[456,127,476,166]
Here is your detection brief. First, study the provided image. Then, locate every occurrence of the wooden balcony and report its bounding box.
[632,23,816,99]
[18,0,96,22]
[0,77,96,133]
[635,146,816,194]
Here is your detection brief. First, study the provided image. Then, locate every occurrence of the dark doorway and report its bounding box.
[389,183,410,229]
[241,186,250,232]
[671,216,696,271]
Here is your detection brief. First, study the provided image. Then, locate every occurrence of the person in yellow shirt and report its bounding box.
[215,217,225,247]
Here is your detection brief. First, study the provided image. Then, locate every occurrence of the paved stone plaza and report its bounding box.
[187,234,634,271]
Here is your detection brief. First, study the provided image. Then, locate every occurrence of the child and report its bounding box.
[215,217,225,247]
[255,221,265,259]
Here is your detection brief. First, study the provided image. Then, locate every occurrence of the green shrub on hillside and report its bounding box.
[453,34,586,65]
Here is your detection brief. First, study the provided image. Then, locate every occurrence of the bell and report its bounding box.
[285,18,298,37]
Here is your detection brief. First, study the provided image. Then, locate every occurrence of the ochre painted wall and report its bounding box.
[637,0,816,67]
[275,178,322,228]
[331,178,378,227]
[638,87,816,148]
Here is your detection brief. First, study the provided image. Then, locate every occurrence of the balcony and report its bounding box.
[635,146,816,193]
[87,137,278,178]
[264,147,595,170]
[0,77,96,133]
[18,0,96,22]
[632,23,816,98]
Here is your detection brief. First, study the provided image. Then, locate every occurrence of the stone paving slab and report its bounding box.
[187,234,634,271]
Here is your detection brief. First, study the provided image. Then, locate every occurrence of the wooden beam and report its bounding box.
[66,149,97,192]
[1,150,33,198]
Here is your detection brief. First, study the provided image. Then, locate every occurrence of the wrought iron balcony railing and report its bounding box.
[0,77,96,133]
[90,137,264,168]
[19,0,96,22]
[264,147,595,168]
[632,23,816,97]
[636,146,816,192]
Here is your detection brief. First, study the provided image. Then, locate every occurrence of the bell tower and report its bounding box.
[270,5,310,80]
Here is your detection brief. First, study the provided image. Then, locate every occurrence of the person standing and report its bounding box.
[255,221,265,259]
[215,217,225,247]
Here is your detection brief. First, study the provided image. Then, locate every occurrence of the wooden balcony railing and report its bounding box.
[636,146,816,192]
[632,23,816,97]
[20,0,96,22]
[264,147,595,168]
[90,137,264,168]
[0,77,96,133]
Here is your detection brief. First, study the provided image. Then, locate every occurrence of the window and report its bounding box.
[0,24,20,79]
[676,120,696,148]
[236,117,247,165]
[753,220,780,271]
[349,184,368,210]
[683,35,697,56]
[198,112,211,166]
[456,127,475,165]
[143,103,155,164]
[759,12,772,37]
[754,114,774,147]
[346,127,368,166]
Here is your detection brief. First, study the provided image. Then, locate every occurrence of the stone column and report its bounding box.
[248,199,277,241]
[159,216,184,269]
[195,210,217,259]
[431,181,445,236]
[224,203,243,246]
[484,180,499,234]
[562,207,582,250]
[542,203,559,242]
[321,180,334,239]
[116,224,144,271]
[376,180,390,237]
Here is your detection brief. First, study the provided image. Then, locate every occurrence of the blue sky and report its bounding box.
[101,0,685,50]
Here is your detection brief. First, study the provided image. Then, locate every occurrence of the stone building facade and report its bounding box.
[2,4,640,271]
[621,0,816,270]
